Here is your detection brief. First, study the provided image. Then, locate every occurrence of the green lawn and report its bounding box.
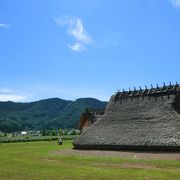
[0,141,180,180]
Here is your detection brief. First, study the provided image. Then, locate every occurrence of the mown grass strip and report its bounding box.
[0,135,78,143]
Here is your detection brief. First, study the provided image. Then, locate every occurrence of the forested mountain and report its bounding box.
[0,98,107,132]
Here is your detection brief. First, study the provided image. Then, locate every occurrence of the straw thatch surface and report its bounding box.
[73,85,180,151]
[78,108,105,131]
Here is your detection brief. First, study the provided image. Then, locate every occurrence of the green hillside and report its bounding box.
[0,98,107,132]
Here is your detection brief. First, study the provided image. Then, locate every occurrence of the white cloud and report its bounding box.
[0,87,27,102]
[68,18,91,44]
[0,94,27,102]
[55,16,92,52]
[0,23,10,28]
[68,42,86,52]
[169,0,180,8]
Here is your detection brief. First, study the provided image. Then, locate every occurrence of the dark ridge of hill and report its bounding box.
[0,98,107,132]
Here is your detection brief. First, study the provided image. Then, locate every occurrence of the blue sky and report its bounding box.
[0,0,180,102]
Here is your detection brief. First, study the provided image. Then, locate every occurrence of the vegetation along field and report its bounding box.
[0,141,180,180]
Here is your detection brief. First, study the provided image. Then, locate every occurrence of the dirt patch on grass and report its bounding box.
[53,149,180,160]
[121,163,157,169]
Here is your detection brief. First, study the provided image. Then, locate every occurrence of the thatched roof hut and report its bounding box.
[73,83,180,151]
[78,108,105,132]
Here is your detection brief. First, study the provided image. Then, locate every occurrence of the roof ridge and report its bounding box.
[114,82,180,100]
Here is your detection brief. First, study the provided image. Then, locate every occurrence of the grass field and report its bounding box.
[0,141,180,180]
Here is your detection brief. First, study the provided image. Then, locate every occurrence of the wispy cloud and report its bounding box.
[68,18,91,44]
[55,16,92,52]
[0,88,27,102]
[0,94,27,102]
[68,43,86,52]
[0,23,11,28]
[169,0,180,8]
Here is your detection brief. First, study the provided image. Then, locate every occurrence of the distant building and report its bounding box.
[78,108,105,132]
[21,131,27,135]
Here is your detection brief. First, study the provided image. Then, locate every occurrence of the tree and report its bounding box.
[70,129,76,135]
[58,129,63,136]
[51,130,57,136]
[63,129,68,135]
[42,129,49,136]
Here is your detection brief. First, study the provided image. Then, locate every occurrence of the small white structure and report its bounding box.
[21,131,27,135]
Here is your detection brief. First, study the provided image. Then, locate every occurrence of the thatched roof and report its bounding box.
[73,83,180,151]
[78,108,105,131]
